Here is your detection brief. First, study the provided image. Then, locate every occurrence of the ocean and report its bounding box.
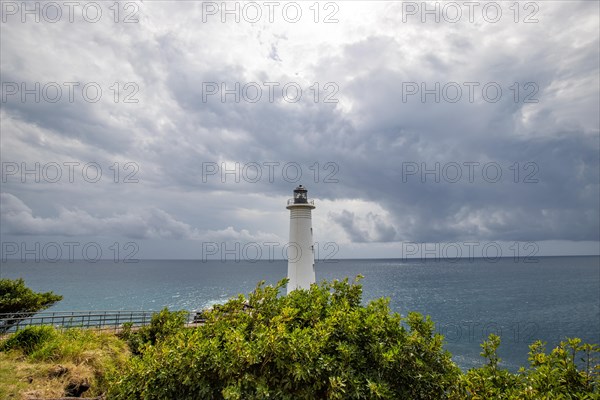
[1,256,598,371]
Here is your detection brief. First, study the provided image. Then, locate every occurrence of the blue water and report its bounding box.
[1,256,598,371]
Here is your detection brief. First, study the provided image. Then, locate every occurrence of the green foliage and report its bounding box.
[108,277,460,399]
[452,335,600,399]
[0,278,63,333]
[3,279,596,399]
[119,308,188,355]
[0,325,57,354]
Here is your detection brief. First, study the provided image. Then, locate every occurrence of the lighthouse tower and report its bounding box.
[286,185,316,294]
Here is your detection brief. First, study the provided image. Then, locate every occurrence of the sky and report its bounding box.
[1,0,599,261]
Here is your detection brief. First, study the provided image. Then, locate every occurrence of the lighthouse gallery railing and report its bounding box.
[287,199,315,205]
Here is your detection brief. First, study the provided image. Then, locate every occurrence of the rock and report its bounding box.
[64,377,90,397]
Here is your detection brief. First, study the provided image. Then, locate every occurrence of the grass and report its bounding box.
[0,327,130,399]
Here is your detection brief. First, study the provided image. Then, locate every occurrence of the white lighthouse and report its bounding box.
[286,185,316,294]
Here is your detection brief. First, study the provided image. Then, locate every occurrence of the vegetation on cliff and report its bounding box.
[0,326,129,399]
[1,277,598,399]
[108,278,599,399]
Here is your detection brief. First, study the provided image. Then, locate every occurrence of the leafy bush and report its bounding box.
[2,278,598,399]
[525,338,599,396]
[0,325,57,354]
[120,308,187,355]
[452,334,600,399]
[109,277,460,400]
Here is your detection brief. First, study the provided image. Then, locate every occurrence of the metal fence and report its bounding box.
[0,310,195,334]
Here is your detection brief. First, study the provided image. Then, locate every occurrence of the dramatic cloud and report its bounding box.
[1,1,598,258]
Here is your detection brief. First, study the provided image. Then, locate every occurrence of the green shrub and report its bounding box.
[109,277,461,400]
[452,334,600,399]
[0,325,57,354]
[120,308,187,355]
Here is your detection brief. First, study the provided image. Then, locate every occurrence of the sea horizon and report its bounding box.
[3,254,599,262]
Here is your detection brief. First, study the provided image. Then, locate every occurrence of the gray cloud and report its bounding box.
[330,210,397,243]
[1,1,598,257]
[0,192,281,245]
